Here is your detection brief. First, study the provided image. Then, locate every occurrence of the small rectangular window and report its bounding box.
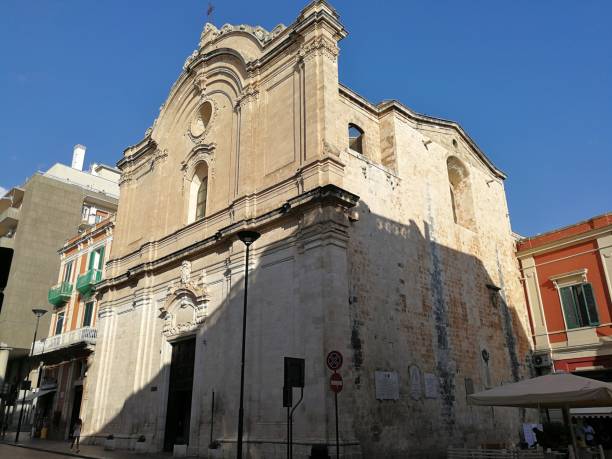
[83,302,94,327]
[560,283,600,329]
[55,312,65,335]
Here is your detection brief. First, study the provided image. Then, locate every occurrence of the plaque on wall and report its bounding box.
[409,365,422,400]
[375,371,400,400]
[424,373,439,399]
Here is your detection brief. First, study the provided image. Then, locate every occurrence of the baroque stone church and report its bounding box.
[83,1,533,457]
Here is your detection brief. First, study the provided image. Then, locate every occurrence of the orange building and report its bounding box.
[516,213,612,381]
[29,217,114,439]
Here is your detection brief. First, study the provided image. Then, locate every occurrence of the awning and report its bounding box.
[468,373,612,409]
[571,406,612,418]
[468,373,612,454]
[25,388,56,401]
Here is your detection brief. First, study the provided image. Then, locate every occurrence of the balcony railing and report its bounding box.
[32,326,97,356]
[76,268,102,296]
[48,282,73,306]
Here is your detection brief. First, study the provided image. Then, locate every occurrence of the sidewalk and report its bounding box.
[0,436,175,459]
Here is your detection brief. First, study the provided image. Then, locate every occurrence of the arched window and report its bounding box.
[348,123,364,154]
[195,176,208,220]
[188,163,209,224]
[446,156,475,229]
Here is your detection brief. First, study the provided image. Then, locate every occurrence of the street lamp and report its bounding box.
[15,308,47,443]
[236,230,260,459]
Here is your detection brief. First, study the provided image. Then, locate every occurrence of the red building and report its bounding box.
[517,213,612,381]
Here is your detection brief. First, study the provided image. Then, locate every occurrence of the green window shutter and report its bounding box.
[88,251,96,269]
[64,261,73,282]
[97,246,105,270]
[83,302,94,327]
[560,286,579,329]
[582,283,599,326]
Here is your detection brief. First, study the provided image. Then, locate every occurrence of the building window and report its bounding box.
[188,163,209,224]
[348,124,364,154]
[196,176,208,220]
[88,246,105,272]
[560,283,599,329]
[55,312,65,335]
[83,302,94,327]
[63,261,73,283]
[446,156,475,229]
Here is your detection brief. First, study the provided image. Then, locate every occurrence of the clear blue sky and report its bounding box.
[1,1,610,236]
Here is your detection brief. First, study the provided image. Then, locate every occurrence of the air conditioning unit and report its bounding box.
[531,353,552,368]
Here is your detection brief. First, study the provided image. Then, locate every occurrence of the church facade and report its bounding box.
[83,2,533,457]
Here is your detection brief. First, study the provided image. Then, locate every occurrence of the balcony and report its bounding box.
[32,326,97,357]
[0,206,19,236]
[48,282,73,306]
[0,235,14,249]
[76,268,102,297]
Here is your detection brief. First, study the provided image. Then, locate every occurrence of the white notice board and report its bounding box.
[375,371,399,400]
[424,373,439,399]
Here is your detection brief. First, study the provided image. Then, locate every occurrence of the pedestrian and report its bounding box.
[70,418,83,453]
[582,421,596,447]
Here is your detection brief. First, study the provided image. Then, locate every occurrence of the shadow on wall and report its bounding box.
[83,200,532,459]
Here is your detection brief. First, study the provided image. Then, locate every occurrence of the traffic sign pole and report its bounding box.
[326,352,343,459]
[334,390,339,459]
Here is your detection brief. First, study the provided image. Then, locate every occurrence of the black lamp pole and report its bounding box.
[236,230,260,459]
[15,308,47,443]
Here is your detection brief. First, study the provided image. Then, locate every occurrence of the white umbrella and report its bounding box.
[469,373,612,408]
[468,373,612,456]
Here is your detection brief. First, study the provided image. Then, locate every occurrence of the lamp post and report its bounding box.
[15,308,47,443]
[236,230,260,458]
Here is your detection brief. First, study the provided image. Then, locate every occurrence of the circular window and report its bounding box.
[190,101,213,137]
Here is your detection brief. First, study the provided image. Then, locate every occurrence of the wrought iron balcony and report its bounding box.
[76,268,102,296]
[48,282,73,306]
[32,326,97,356]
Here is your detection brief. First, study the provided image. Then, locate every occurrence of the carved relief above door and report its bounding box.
[159,261,209,338]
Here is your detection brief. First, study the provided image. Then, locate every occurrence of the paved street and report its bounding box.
[0,440,177,459]
[0,444,75,458]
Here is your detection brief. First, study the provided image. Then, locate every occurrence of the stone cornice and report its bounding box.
[517,213,612,254]
[117,137,157,169]
[61,219,114,254]
[94,184,358,294]
[295,1,346,40]
[516,226,612,259]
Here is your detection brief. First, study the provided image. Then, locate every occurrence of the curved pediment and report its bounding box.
[199,22,286,61]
